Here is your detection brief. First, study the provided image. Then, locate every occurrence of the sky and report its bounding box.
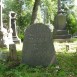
[74,0,77,6]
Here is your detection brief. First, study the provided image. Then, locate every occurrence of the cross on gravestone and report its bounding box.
[9,11,21,44]
[22,23,56,67]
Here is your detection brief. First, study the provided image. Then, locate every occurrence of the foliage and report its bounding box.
[41,0,57,24]
[30,0,41,24]
[61,0,75,13]
[3,0,57,40]
[0,41,77,77]
[66,13,77,35]
[3,0,34,40]
[60,0,77,36]
[0,51,77,77]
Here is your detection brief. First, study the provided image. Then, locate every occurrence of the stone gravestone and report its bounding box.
[54,13,66,30]
[7,12,14,44]
[54,13,71,39]
[0,0,9,47]
[22,23,56,67]
[9,11,21,43]
[8,44,17,61]
[53,0,71,39]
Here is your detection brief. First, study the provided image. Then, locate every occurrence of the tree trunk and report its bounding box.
[30,0,41,25]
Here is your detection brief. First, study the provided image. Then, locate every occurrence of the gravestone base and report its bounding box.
[0,29,9,48]
[13,36,21,44]
[53,30,71,39]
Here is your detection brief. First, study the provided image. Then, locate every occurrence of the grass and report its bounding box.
[0,52,77,77]
[0,41,77,77]
[57,52,77,77]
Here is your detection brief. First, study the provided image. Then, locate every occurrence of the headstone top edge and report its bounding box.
[25,23,54,32]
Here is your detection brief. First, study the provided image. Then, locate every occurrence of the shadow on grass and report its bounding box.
[56,52,77,77]
[0,51,77,77]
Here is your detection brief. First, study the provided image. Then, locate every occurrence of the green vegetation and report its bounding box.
[0,50,77,77]
[3,0,57,41]
[66,13,77,35]
[3,0,77,40]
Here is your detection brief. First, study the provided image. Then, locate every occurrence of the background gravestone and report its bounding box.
[54,13,71,39]
[53,0,71,39]
[0,0,9,47]
[54,13,66,30]
[9,11,21,44]
[22,23,56,67]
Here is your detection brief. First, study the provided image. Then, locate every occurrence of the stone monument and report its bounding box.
[53,0,71,39]
[0,0,9,47]
[9,11,21,43]
[22,23,56,67]
[7,12,14,44]
[54,13,66,30]
[8,44,17,61]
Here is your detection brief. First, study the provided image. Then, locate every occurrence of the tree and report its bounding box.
[61,0,75,13]
[41,0,57,24]
[66,13,77,36]
[60,0,77,36]
[3,0,57,40]
[30,0,57,24]
[30,0,41,24]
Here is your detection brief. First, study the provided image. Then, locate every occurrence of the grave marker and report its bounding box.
[0,0,9,47]
[22,23,56,67]
[9,11,21,43]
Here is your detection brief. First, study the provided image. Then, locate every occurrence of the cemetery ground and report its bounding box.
[0,38,77,77]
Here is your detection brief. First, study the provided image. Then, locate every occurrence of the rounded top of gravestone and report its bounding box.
[58,13,66,17]
[26,23,53,33]
[22,23,56,67]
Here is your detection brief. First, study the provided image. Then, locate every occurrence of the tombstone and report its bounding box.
[0,0,9,47]
[54,13,71,39]
[9,11,21,44]
[8,44,17,61]
[53,0,71,39]
[22,23,56,67]
[6,12,14,44]
[54,13,66,30]
[8,28,14,44]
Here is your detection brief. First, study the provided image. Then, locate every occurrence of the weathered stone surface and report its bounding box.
[54,13,71,39]
[9,11,21,44]
[22,23,56,67]
[54,13,66,30]
[0,28,9,47]
[8,44,17,61]
[8,28,14,44]
[0,0,9,47]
